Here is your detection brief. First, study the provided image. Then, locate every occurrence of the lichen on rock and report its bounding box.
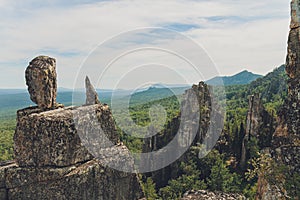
[0,56,144,200]
[272,0,300,174]
[25,55,61,110]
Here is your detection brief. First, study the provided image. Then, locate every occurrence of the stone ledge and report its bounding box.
[3,158,143,200]
[181,190,245,200]
[14,104,119,167]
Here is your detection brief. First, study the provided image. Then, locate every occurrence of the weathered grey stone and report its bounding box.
[287,0,300,79]
[0,168,5,189]
[14,104,120,167]
[0,162,17,200]
[286,28,300,79]
[0,161,17,189]
[240,94,275,168]
[25,56,58,109]
[10,102,143,199]
[0,189,6,200]
[4,159,143,200]
[5,55,145,199]
[143,82,220,188]
[290,0,300,29]
[14,106,90,167]
[258,1,300,199]
[272,0,300,174]
[180,190,245,200]
[85,76,100,105]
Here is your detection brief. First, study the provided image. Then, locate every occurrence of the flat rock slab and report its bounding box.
[14,104,119,167]
[1,159,143,200]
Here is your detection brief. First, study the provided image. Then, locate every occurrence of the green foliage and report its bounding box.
[247,65,288,105]
[245,153,299,198]
[247,136,259,160]
[285,172,300,199]
[115,95,181,153]
[128,95,180,127]
[206,70,262,86]
[246,153,286,184]
[206,153,242,193]
[120,133,143,153]
[159,174,207,200]
[0,118,15,161]
[246,153,300,199]
[242,183,257,200]
[0,65,292,200]
[129,86,188,106]
[159,160,207,199]
[142,177,158,200]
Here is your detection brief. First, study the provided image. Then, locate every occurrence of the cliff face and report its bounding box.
[240,94,274,168]
[256,1,300,199]
[273,0,300,174]
[143,82,218,188]
[0,56,143,200]
[1,158,142,200]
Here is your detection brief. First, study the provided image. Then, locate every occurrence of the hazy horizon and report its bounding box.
[0,66,278,90]
[0,0,290,89]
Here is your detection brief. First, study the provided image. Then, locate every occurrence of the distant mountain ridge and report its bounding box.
[129,86,190,105]
[0,68,283,120]
[206,70,262,86]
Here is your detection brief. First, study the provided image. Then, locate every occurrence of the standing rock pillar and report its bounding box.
[25,55,58,109]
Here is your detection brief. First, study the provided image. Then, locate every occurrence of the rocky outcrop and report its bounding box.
[286,0,300,79]
[14,104,120,167]
[245,94,264,138]
[256,174,286,200]
[256,1,300,199]
[85,76,100,105]
[1,158,142,200]
[0,56,144,200]
[25,56,59,109]
[144,82,223,188]
[180,190,245,200]
[144,81,213,152]
[240,94,274,168]
[272,0,300,174]
[247,94,274,147]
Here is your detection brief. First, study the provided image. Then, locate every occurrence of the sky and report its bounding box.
[0,0,291,89]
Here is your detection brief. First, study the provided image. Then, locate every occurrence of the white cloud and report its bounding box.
[0,0,291,88]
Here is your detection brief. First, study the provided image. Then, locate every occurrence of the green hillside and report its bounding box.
[1,65,297,199]
[206,70,262,86]
[128,86,189,106]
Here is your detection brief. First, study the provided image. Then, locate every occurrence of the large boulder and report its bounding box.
[25,56,58,109]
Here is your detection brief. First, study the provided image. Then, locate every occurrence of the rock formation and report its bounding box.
[85,76,100,105]
[272,0,300,174]
[143,82,223,188]
[180,190,245,200]
[256,1,300,199]
[0,57,143,200]
[25,56,60,109]
[240,94,274,168]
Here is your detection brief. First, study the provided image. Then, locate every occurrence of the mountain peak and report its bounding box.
[239,69,250,73]
[206,70,262,86]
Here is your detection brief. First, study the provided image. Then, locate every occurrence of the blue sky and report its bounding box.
[0,0,291,89]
